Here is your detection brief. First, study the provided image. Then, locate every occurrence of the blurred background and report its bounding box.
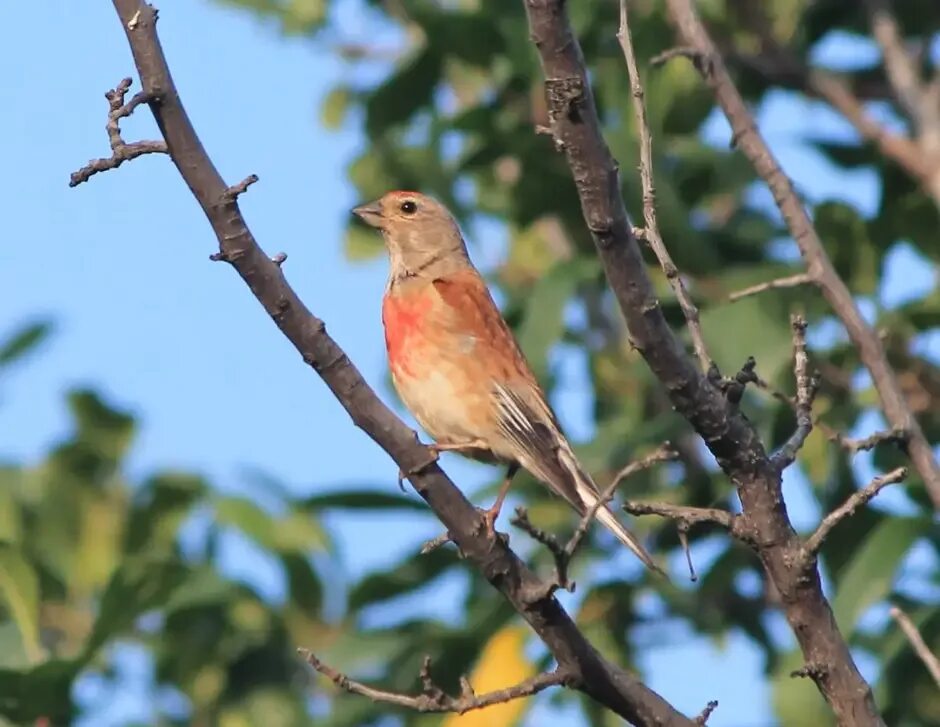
[1,1,938,725]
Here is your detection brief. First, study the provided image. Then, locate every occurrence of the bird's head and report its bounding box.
[353,191,470,280]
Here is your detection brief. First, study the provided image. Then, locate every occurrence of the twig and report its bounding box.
[772,316,820,470]
[513,443,677,595]
[803,467,907,557]
[865,0,926,125]
[420,532,453,555]
[829,427,909,455]
[622,500,750,580]
[889,606,940,688]
[69,77,168,187]
[299,650,570,713]
[728,272,812,302]
[694,699,719,725]
[608,442,680,492]
[617,0,712,374]
[663,0,940,510]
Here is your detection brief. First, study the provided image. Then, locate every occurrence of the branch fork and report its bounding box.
[69,77,168,187]
[300,649,571,714]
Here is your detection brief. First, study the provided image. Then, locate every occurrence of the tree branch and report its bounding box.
[889,606,940,688]
[69,77,167,187]
[771,316,820,470]
[523,0,889,723]
[74,2,697,724]
[300,650,571,714]
[511,442,677,595]
[616,0,712,373]
[727,272,812,302]
[663,0,940,512]
[803,467,907,558]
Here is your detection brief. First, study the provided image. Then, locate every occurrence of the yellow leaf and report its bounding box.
[442,625,535,727]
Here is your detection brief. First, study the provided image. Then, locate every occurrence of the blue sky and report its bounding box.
[1,2,937,726]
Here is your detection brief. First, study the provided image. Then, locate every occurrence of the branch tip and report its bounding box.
[299,647,568,714]
[694,699,719,725]
[223,174,259,202]
[889,605,940,688]
[803,466,907,558]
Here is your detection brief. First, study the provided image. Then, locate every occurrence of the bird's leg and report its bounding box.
[396,438,489,490]
[481,463,519,535]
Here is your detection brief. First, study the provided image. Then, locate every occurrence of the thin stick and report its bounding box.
[804,467,907,556]
[772,316,820,470]
[728,273,812,302]
[889,606,940,688]
[616,0,712,373]
[300,650,569,713]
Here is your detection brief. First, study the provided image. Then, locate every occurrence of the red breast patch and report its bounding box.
[382,291,432,377]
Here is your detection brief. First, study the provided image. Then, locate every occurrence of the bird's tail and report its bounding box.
[558,448,664,576]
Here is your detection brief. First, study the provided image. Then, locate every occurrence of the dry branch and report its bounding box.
[663,0,940,510]
[69,77,167,187]
[616,0,712,373]
[300,650,570,714]
[803,467,907,558]
[512,442,677,595]
[72,2,697,724]
[728,272,812,302]
[524,0,888,722]
[771,316,820,470]
[889,606,940,688]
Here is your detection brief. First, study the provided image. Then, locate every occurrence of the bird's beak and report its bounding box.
[352,200,384,228]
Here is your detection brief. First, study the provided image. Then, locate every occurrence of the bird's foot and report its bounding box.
[480,503,502,538]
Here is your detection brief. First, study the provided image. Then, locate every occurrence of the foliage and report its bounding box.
[3,0,939,724]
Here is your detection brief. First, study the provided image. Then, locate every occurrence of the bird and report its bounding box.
[353,190,660,572]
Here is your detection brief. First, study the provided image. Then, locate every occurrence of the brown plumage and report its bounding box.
[354,190,660,572]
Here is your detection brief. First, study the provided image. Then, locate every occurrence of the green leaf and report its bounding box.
[303,489,427,512]
[516,257,598,381]
[215,496,326,554]
[321,86,351,130]
[84,556,187,657]
[0,545,40,664]
[0,659,79,723]
[699,297,793,380]
[348,547,455,611]
[814,201,879,295]
[365,47,441,136]
[0,320,53,368]
[831,517,928,635]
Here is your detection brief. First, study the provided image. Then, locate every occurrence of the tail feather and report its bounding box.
[560,448,665,576]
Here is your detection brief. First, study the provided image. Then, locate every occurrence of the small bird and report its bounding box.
[353,191,659,572]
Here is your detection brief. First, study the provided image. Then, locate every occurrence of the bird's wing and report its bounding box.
[431,271,590,509]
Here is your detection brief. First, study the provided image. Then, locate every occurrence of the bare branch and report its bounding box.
[728,272,813,302]
[865,0,926,124]
[663,0,940,510]
[69,77,168,187]
[300,650,571,714]
[804,467,907,557]
[512,443,676,596]
[694,699,720,726]
[889,606,940,688]
[223,173,259,201]
[524,0,887,720]
[622,499,753,581]
[772,316,820,470]
[617,0,712,374]
[829,427,910,454]
[80,3,696,724]
[609,442,680,493]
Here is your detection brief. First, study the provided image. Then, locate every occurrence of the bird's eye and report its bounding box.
[399,200,417,215]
